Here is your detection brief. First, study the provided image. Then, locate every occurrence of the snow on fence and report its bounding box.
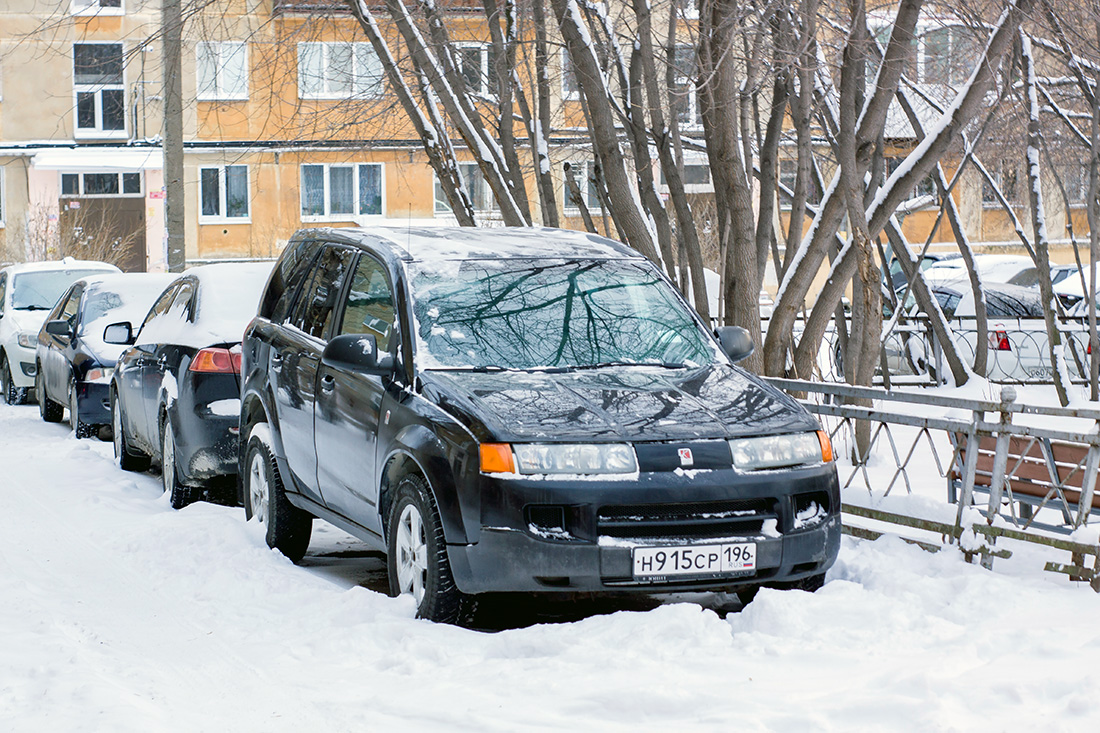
[765,377,1100,591]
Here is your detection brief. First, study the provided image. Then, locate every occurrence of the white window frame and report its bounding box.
[297,43,383,100]
[561,48,580,101]
[456,43,494,97]
[199,165,250,223]
[196,42,249,101]
[658,159,712,194]
[562,161,604,214]
[73,41,127,139]
[676,0,699,21]
[433,162,501,216]
[60,171,143,198]
[299,163,385,222]
[0,167,6,229]
[71,0,124,16]
[671,45,702,130]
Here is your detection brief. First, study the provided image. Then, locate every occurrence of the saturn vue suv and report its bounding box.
[239,227,841,624]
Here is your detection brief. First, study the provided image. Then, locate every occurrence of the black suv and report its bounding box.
[240,227,840,623]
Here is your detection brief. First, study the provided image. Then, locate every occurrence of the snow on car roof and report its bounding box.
[314,226,641,262]
[1,258,121,276]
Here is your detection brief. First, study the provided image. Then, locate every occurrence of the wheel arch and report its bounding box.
[380,423,470,545]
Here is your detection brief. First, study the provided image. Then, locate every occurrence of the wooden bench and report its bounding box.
[948,433,1100,533]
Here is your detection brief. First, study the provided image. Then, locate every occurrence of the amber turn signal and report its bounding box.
[479,443,515,473]
[816,430,834,463]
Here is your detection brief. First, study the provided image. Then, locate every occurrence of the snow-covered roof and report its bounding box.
[318,226,640,263]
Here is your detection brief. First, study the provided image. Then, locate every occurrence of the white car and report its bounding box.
[922,254,1036,287]
[0,259,121,404]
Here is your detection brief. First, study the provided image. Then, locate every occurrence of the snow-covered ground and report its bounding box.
[2,398,1099,732]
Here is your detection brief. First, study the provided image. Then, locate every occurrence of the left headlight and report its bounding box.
[729,431,833,471]
[480,442,639,475]
[16,331,35,349]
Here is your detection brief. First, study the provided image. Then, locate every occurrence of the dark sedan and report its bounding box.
[239,227,841,624]
[35,273,175,438]
[109,262,273,508]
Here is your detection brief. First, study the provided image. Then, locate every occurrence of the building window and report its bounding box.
[562,161,603,212]
[457,44,496,96]
[298,43,383,99]
[434,163,499,214]
[982,164,1020,207]
[561,49,580,100]
[72,0,123,15]
[74,43,125,136]
[60,171,142,197]
[920,26,976,86]
[659,162,712,189]
[676,0,699,20]
[1063,163,1090,205]
[671,46,701,129]
[197,42,248,101]
[300,163,383,220]
[199,166,249,221]
[885,157,936,201]
[778,159,822,208]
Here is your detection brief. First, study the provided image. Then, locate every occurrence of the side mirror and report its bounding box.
[103,321,135,345]
[45,319,73,338]
[715,326,754,363]
[322,333,394,376]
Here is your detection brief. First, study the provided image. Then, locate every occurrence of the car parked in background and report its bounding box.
[109,262,273,508]
[35,273,176,437]
[923,254,1035,287]
[239,227,840,624]
[0,259,121,404]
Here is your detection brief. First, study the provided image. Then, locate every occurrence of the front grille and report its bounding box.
[597,499,777,541]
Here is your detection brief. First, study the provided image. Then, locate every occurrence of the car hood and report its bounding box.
[420,364,819,443]
[7,310,49,341]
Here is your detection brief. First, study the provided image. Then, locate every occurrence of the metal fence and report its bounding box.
[765,377,1100,589]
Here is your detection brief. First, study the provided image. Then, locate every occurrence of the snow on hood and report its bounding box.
[79,274,178,362]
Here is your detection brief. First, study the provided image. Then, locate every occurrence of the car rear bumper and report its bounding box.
[74,381,111,426]
[445,463,841,594]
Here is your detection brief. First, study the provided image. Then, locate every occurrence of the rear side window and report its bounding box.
[60,286,83,323]
[0,273,7,315]
[262,239,320,321]
[986,290,1043,318]
[169,281,196,321]
[932,290,961,319]
[141,285,179,331]
[289,246,354,340]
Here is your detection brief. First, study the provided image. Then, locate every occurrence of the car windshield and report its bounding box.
[11,269,110,310]
[409,258,720,370]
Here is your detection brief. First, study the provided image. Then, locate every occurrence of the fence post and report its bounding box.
[952,407,984,544]
[986,387,1016,524]
[1075,422,1100,530]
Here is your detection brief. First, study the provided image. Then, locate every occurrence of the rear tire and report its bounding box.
[112,390,150,472]
[37,370,63,423]
[244,428,312,562]
[387,474,476,625]
[161,414,192,509]
[771,572,827,593]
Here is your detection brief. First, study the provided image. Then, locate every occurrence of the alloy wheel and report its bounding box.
[112,398,123,460]
[395,504,428,605]
[248,451,269,523]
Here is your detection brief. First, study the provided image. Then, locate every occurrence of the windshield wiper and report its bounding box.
[17,305,51,311]
[548,361,692,372]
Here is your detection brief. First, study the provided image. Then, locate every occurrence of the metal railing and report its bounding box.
[765,377,1100,589]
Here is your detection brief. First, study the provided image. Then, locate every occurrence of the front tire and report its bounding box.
[161,413,192,509]
[112,390,150,472]
[387,474,476,625]
[1,354,25,405]
[244,428,312,562]
[37,370,63,423]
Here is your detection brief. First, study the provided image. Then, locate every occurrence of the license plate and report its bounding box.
[632,542,756,580]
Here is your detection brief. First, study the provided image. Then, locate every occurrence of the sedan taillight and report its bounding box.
[990,330,1011,352]
[190,347,241,374]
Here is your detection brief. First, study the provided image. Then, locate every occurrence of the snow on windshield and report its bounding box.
[408,258,719,370]
[11,269,117,310]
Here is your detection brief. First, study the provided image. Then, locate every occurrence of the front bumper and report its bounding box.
[445,463,841,595]
[7,342,37,388]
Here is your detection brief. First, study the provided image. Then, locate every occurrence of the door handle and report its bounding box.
[271,352,283,371]
[320,374,335,392]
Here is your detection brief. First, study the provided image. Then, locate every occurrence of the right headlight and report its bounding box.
[729,431,833,471]
[479,442,638,475]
